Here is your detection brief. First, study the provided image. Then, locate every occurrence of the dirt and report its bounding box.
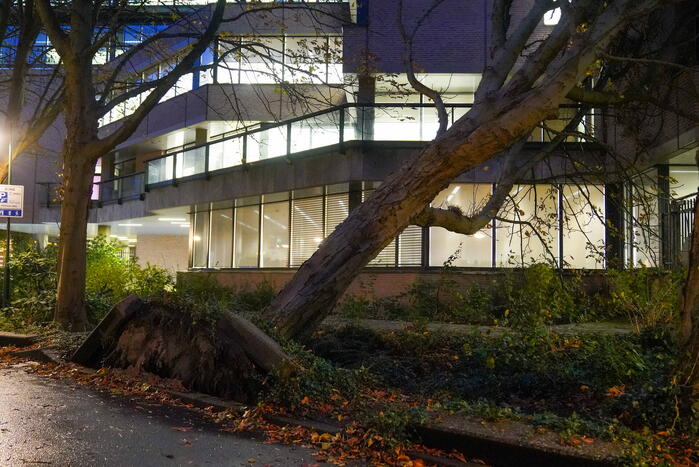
[104,305,263,401]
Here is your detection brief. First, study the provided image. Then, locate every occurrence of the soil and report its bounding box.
[104,305,263,402]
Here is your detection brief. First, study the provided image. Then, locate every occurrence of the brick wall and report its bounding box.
[180,268,609,304]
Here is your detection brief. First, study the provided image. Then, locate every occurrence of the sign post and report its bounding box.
[0,184,23,307]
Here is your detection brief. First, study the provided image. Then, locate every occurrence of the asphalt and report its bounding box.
[0,366,324,467]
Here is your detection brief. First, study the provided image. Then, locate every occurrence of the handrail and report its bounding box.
[673,190,698,202]
[95,170,145,186]
[143,102,593,168]
[48,102,598,207]
[143,103,473,165]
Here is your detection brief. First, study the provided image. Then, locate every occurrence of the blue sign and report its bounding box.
[0,185,24,218]
[0,209,22,217]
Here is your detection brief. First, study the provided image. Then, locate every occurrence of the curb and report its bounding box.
[0,331,38,348]
[159,390,497,466]
[10,348,59,364]
[413,423,621,467]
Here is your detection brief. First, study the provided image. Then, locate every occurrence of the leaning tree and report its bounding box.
[56,0,699,410]
[262,0,686,340]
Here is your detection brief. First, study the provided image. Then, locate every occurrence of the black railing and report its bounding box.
[143,103,597,187]
[665,191,697,268]
[42,103,597,208]
[96,171,146,205]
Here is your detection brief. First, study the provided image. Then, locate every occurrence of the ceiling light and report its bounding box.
[118,223,142,227]
[159,217,187,222]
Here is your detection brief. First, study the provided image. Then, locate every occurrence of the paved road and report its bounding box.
[0,366,323,466]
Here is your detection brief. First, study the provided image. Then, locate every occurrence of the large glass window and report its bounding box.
[261,201,289,267]
[496,185,559,267]
[208,137,244,171]
[192,209,210,268]
[209,208,233,268]
[325,191,349,234]
[234,204,260,268]
[399,226,423,267]
[291,196,324,267]
[240,37,284,84]
[628,171,661,267]
[561,185,605,269]
[430,184,492,267]
[216,35,342,85]
[670,167,699,198]
[195,182,613,271]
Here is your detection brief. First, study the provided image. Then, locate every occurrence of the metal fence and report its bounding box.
[665,192,696,268]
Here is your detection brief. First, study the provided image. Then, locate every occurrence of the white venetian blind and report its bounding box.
[398,225,423,266]
[291,196,324,266]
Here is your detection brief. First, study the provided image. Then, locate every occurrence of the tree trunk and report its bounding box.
[54,156,97,331]
[265,94,564,339]
[677,169,699,419]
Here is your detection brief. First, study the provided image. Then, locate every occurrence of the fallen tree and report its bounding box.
[78,0,690,380]
[264,0,676,340]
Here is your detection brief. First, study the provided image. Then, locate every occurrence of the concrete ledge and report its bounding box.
[10,348,59,364]
[414,414,623,467]
[162,388,621,467]
[0,331,38,347]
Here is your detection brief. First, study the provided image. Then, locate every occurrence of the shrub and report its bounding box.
[493,264,583,328]
[83,236,174,322]
[604,267,683,332]
[310,325,680,431]
[8,246,57,299]
[0,235,175,329]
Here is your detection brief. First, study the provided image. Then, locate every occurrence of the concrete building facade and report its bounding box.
[1,0,697,293]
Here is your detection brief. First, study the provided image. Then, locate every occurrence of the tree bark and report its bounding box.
[677,164,699,419]
[54,156,97,331]
[264,0,665,341]
[264,98,560,339]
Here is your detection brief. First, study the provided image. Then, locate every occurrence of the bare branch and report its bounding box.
[397,0,449,136]
[94,0,227,156]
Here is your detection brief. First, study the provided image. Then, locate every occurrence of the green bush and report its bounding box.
[604,267,683,332]
[83,236,174,321]
[0,235,175,329]
[8,246,58,299]
[494,264,589,328]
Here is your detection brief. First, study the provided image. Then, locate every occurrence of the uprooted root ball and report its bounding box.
[104,304,262,401]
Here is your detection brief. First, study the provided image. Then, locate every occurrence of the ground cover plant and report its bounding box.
[337,264,685,330]
[0,253,695,464]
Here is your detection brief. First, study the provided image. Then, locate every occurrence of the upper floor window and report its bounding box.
[214,35,343,85]
[544,8,561,26]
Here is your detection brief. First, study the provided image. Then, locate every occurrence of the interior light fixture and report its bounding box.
[158,217,187,222]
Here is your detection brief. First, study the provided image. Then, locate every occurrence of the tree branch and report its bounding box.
[34,0,69,55]
[93,0,227,156]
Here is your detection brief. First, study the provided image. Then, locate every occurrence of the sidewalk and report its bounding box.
[0,366,324,466]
